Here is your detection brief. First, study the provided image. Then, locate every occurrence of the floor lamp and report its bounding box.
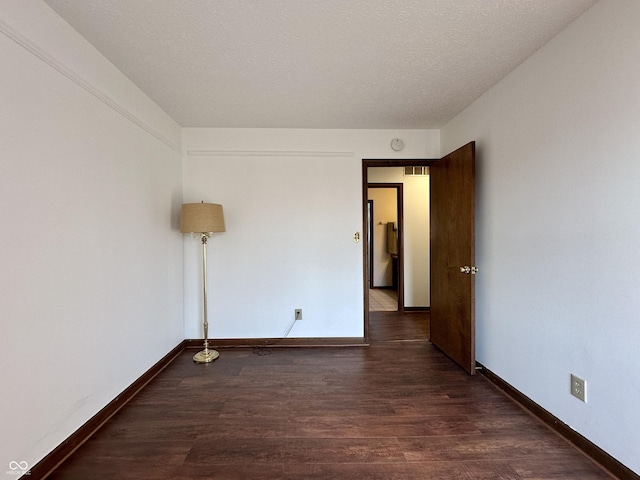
[180,202,226,363]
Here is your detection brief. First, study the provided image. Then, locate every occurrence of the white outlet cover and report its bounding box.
[570,374,587,402]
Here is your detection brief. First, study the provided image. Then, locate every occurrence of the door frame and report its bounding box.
[362,159,435,340]
[367,200,374,286]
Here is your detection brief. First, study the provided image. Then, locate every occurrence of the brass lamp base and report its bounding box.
[193,349,219,363]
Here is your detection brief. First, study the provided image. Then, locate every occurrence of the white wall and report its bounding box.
[182,129,439,339]
[368,167,430,307]
[0,1,183,472]
[441,0,640,473]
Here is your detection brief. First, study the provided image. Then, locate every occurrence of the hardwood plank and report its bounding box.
[399,434,581,462]
[172,464,285,480]
[285,414,481,438]
[283,461,521,480]
[185,437,407,465]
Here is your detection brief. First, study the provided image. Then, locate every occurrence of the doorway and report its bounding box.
[363,143,476,373]
[362,160,433,340]
[368,184,402,312]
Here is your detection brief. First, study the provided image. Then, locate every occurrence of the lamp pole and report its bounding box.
[193,232,219,363]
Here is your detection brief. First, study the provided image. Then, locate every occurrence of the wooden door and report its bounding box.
[430,142,476,374]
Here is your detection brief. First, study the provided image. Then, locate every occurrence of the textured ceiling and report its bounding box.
[43,0,597,129]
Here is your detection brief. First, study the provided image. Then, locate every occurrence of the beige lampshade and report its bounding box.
[180,203,226,233]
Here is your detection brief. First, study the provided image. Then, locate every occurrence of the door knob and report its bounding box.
[459,266,478,274]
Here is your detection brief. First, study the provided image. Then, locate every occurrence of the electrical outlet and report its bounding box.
[570,374,587,402]
[294,309,302,321]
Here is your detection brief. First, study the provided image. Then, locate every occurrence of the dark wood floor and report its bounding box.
[368,310,430,342]
[48,313,613,479]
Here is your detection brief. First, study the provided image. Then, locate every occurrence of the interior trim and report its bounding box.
[478,363,637,480]
[0,18,178,151]
[403,306,430,312]
[31,342,185,480]
[187,149,354,157]
[185,337,369,348]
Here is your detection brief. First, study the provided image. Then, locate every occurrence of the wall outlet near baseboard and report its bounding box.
[570,374,587,402]
[294,309,302,321]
